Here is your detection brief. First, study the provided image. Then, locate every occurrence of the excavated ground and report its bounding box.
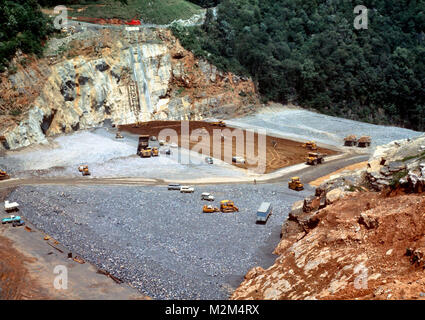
[120,121,338,174]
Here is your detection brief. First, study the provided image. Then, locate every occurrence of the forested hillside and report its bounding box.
[178,0,425,130]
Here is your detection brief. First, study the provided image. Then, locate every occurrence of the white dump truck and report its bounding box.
[256,202,272,224]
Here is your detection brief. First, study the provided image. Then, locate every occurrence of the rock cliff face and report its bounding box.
[0,28,258,150]
[232,134,425,300]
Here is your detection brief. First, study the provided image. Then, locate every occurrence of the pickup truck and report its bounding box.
[2,215,25,227]
[180,186,195,193]
[201,193,215,201]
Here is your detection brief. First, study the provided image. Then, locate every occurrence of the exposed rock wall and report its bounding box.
[0,28,258,150]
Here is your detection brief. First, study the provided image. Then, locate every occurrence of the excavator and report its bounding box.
[0,170,10,181]
[302,141,318,151]
[220,200,239,213]
[288,177,304,191]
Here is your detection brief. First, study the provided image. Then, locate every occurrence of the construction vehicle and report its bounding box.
[168,183,181,190]
[288,177,304,191]
[220,200,239,213]
[140,147,152,158]
[2,215,24,227]
[115,132,124,139]
[344,135,358,147]
[212,120,226,127]
[302,141,318,151]
[306,152,325,165]
[205,157,214,164]
[81,166,91,176]
[203,205,219,213]
[0,170,10,181]
[232,156,246,164]
[137,135,150,156]
[152,147,159,157]
[357,136,371,148]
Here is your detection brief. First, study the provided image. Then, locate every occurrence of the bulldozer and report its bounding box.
[140,147,152,158]
[203,205,219,213]
[0,170,10,181]
[288,177,304,191]
[302,141,318,150]
[220,200,239,213]
[212,120,226,127]
[152,147,159,157]
[306,152,325,165]
[344,135,357,147]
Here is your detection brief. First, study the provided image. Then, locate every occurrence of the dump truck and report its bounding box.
[357,136,371,148]
[137,135,150,155]
[203,205,219,213]
[1,215,24,227]
[82,166,91,176]
[288,177,304,191]
[302,141,318,150]
[180,186,195,193]
[152,147,159,157]
[0,170,10,181]
[220,200,239,213]
[306,152,325,165]
[256,202,272,224]
[140,147,152,158]
[344,135,358,147]
[212,120,226,127]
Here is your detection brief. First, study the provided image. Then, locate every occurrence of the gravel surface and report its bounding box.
[228,107,421,147]
[9,183,312,299]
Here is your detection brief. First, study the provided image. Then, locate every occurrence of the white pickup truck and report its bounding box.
[180,186,195,193]
[4,200,19,212]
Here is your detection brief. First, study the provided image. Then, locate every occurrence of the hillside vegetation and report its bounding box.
[176,0,425,130]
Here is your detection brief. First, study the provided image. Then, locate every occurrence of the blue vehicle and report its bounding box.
[2,215,25,227]
[256,202,272,224]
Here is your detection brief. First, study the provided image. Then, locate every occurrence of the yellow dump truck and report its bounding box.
[357,136,371,148]
[306,152,325,165]
[288,177,304,191]
[344,135,357,147]
[220,200,239,213]
[302,141,318,150]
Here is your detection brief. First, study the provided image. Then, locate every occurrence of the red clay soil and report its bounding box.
[119,121,337,173]
[232,190,425,300]
[0,234,49,300]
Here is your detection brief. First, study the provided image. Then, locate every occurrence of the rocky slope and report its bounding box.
[232,134,425,300]
[0,28,258,150]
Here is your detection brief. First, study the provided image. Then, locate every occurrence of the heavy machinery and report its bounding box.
[0,170,10,181]
[357,136,371,148]
[344,135,358,147]
[203,205,219,213]
[140,147,152,158]
[212,120,226,127]
[288,177,304,191]
[306,152,325,165]
[137,135,150,156]
[115,132,124,139]
[80,165,91,176]
[302,141,318,151]
[152,147,159,157]
[220,200,239,213]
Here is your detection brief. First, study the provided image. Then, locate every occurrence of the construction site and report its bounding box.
[1,5,425,302]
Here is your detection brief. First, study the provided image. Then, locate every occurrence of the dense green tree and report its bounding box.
[174,0,425,130]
